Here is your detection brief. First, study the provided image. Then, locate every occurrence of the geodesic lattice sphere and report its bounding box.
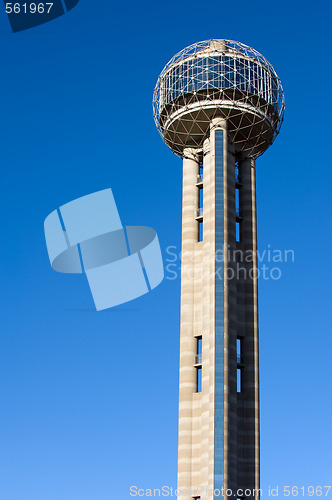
[153,39,285,159]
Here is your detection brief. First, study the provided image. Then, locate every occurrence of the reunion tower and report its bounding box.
[153,40,285,500]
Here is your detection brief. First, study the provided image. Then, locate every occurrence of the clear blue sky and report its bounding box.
[0,1,331,499]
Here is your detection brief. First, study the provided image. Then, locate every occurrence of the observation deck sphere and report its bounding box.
[153,39,285,158]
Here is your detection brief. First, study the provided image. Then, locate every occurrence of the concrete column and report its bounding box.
[178,148,200,499]
[201,136,213,500]
[237,157,260,497]
[177,127,260,500]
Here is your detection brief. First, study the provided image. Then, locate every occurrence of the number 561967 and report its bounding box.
[5,3,54,14]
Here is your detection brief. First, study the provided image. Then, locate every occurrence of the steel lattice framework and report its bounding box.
[153,39,285,158]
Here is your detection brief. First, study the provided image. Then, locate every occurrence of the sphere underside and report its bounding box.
[153,40,285,159]
[160,89,278,158]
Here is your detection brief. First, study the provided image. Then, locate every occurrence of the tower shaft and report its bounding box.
[178,119,260,500]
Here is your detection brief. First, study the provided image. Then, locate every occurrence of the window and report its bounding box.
[237,338,243,392]
[235,163,240,183]
[197,167,203,242]
[208,55,222,88]
[197,367,202,393]
[237,337,242,364]
[235,163,242,243]
[199,185,203,209]
[223,55,234,88]
[235,187,240,214]
[236,221,241,242]
[235,58,246,91]
[197,336,202,356]
[194,336,202,364]
[198,221,203,242]
[195,335,202,392]
[237,367,242,393]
